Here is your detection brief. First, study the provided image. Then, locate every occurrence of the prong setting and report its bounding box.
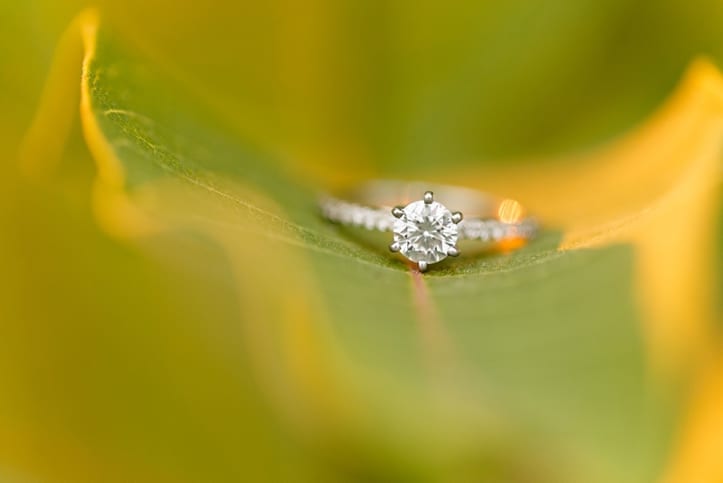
[390,191,460,273]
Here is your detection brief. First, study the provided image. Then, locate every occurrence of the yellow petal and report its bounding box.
[17,9,94,178]
[661,355,723,483]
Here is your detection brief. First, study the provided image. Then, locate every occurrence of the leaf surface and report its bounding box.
[65,16,676,483]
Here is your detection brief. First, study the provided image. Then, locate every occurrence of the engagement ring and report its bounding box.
[320,180,537,272]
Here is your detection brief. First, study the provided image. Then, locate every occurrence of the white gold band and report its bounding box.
[319,196,537,242]
[319,180,537,243]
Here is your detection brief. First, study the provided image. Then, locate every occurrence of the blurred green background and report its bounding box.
[2,1,723,482]
[4,0,723,167]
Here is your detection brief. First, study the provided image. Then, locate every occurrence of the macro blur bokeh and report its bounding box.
[2,1,723,482]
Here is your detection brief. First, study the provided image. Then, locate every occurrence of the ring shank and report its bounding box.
[320,180,537,243]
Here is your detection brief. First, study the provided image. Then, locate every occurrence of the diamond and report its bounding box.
[393,200,459,264]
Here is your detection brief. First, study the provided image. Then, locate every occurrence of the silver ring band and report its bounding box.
[320,180,537,242]
[319,180,538,272]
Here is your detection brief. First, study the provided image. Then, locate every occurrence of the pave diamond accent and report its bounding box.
[393,200,459,264]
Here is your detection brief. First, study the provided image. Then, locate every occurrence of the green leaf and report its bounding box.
[71,26,676,483]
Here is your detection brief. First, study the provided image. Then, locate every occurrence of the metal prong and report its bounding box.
[392,206,404,218]
[423,191,434,204]
[389,242,401,253]
[447,246,459,257]
[418,261,428,272]
[452,211,463,224]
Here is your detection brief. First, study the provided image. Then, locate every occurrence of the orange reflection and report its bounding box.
[498,237,527,251]
[498,198,524,223]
